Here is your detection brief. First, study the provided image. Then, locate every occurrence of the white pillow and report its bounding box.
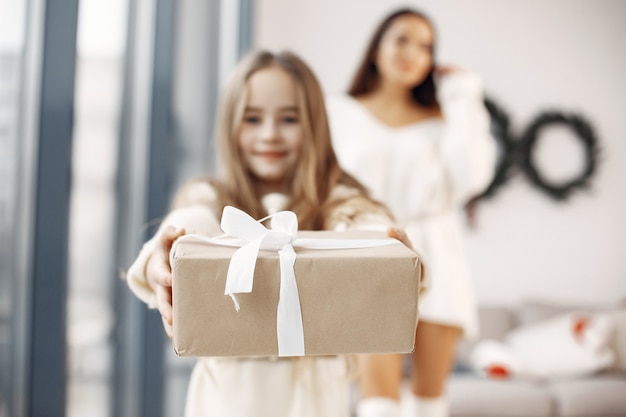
[469,312,616,380]
[469,339,521,378]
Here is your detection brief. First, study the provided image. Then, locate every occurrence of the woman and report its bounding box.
[326,8,497,417]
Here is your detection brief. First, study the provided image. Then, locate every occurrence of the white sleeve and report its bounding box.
[126,187,223,307]
[325,185,394,233]
[436,72,498,205]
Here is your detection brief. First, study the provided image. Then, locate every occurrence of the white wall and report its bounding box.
[254,0,626,307]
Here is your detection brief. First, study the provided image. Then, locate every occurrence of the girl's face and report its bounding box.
[238,66,304,193]
[375,15,434,89]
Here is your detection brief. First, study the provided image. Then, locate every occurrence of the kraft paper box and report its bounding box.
[171,230,421,357]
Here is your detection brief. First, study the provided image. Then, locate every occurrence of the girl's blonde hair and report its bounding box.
[214,50,366,230]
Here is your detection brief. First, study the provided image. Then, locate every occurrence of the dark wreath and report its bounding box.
[472,97,518,200]
[519,112,600,201]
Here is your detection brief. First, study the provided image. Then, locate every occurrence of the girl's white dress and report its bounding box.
[126,181,396,417]
[326,72,497,339]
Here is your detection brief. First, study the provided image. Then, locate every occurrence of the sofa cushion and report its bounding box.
[479,307,518,341]
[448,374,553,417]
[548,373,626,416]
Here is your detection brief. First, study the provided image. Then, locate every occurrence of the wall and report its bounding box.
[254,0,626,306]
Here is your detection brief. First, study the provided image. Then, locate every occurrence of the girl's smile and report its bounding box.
[253,150,290,159]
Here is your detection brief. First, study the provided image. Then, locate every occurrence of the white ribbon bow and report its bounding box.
[173,206,399,357]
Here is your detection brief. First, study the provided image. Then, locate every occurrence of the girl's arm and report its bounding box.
[125,180,223,337]
[323,184,395,232]
[324,184,429,294]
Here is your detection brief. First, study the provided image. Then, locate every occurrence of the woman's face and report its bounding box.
[238,66,304,193]
[375,15,434,89]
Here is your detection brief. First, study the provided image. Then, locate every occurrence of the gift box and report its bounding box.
[171,208,421,358]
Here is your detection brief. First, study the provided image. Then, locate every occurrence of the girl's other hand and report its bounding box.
[387,227,427,295]
[387,227,413,250]
[146,225,186,339]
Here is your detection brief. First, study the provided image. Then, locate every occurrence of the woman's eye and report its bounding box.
[396,36,408,45]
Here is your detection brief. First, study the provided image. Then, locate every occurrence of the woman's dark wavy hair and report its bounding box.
[347,8,438,107]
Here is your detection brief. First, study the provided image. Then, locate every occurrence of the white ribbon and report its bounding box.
[172,206,400,357]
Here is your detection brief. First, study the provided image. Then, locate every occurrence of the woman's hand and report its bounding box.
[434,64,462,78]
[146,225,186,339]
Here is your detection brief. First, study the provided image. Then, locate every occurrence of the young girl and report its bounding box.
[125,50,415,417]
[326,8,497,417]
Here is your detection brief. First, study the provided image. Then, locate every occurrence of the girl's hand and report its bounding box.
[146,225,186,339]
[387,227,412,250]
[387,227,427,295]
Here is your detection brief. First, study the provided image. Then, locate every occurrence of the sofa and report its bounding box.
[448,300,626,417]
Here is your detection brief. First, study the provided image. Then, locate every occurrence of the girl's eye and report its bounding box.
[282,115,299,124]
[244,115,260,124]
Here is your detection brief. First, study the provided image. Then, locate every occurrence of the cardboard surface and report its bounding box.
[172,230,420,357]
